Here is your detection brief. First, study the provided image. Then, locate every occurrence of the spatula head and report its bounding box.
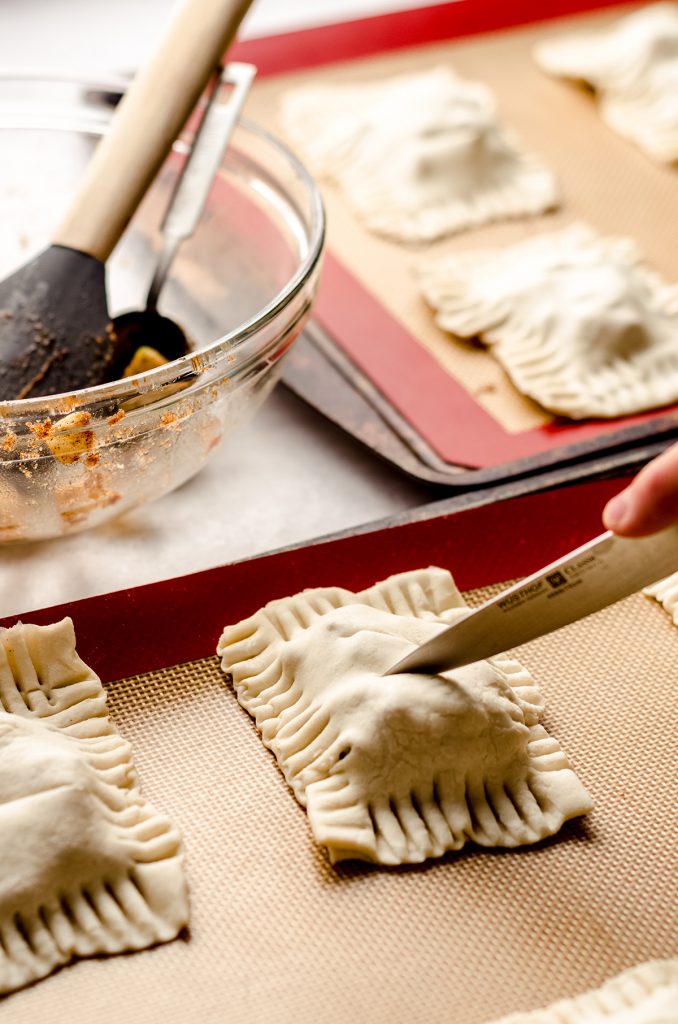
[0,245,135,400]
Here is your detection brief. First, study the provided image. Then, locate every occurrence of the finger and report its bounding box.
[603,443,678,537]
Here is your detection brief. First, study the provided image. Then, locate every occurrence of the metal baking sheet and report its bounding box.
[1,475,675,1023]
[236,1,678,479]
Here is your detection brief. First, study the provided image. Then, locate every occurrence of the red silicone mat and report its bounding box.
[232,1,678,471]
[5,473,678,1024]
[1,473,633,682]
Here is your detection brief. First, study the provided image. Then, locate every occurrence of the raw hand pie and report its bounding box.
[0,618,189,996]
[487,960,678,1024]
[644,571,678,623]
[279,66,558,242]
[217,568,592,866]
[419,222,678,419]
[534,3,678,163]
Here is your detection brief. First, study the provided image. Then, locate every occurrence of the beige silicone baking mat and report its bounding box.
[5,584,677,1023]
[245,3,678,434]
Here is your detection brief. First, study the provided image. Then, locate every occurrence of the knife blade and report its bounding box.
[386,524,678,676]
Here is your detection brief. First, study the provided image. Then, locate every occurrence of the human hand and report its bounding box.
[603,442,678,537]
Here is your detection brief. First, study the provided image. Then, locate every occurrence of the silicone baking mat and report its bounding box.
[2,476,676,1022]
[236,1,678,469]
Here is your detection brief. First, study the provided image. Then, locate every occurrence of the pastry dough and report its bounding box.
[535,3,678,163]
[0,618,189,996]
[487,960,678,1023]
[644,570,678,624]
[217,568,592,866]
[419,222,678,419]
[279,67,558,242]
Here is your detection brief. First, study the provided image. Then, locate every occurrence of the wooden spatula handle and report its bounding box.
[52,0,253,262]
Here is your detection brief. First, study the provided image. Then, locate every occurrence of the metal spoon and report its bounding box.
[112,61,256,371]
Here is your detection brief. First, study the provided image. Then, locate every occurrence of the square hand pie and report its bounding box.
[487,960,678,1024]
[419,223,678,419]
[535,3,678,163]
[279,66,558,243]
[645,571,678,623]
[217,569,592,866]
[0,618,189,996]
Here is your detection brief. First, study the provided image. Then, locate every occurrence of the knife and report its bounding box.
[387,524,678,676]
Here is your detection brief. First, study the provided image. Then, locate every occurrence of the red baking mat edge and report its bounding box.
[233,1,674,470]
[0,476,630,684]
[231,0,630,77]
[316,253,678,468]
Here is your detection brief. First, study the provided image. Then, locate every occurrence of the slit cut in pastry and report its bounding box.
[534,3,678,163]
[0,618,189,996]
[279,66,558,242]
[419,222,678,420]
[644,571,678,624]
[487,959,678,1024]
[217,568,592,866]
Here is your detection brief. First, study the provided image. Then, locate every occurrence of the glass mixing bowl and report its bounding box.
[0,73,325,542]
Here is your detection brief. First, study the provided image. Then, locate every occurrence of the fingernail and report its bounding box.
[604,494,629,531]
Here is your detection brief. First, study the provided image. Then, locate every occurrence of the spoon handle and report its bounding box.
[147,61,256,310]
[51,0,254,262]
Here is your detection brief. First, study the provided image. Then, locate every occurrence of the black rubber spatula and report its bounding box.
[0,0,254,401]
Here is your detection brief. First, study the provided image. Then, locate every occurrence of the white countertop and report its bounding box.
[1,0,451,73]
[0,0,434,618]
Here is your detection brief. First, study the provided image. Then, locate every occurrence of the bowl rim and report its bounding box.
[0,76,325,417]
